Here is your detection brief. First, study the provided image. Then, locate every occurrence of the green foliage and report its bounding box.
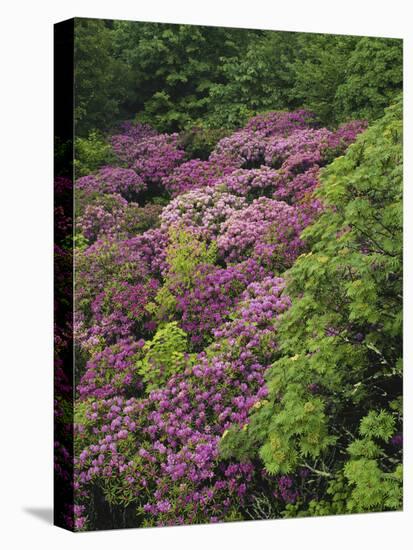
[165,227,218,288]
[61,232,89,252]
[344,459,402,512]
[290,34,402,125]
[283,474,350,518]
[112,21,260,132]
[74,131,116,176]
[289,34,358,125]
[146,228,218,321]
[222,98,403,513]
[74,18,131,135]
[342,410,402,512]
[204,31,300,128]
[179,126,231,160]
[73,21,402,134]
[136,322,194,392]
[336,37,403,121]
[359,410,395,441]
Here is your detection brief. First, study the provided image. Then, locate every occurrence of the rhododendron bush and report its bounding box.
[54,101,403,531]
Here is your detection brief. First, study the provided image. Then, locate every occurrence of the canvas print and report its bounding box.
[54,18,403,531]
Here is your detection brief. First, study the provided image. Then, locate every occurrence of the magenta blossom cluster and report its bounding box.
[219,165,320,204]
[74,276,289,527]
[244,109,317,136]
[71,110,367,530]
[76,167,146,200]
[210,110,316,167]
[217,197,311,268]
[111,131,186,184]
[110,121,158,162]
[212,276,291,360]
[262,127,333,168]
[176,259,266,347]
[116,120,158,141]
[77,193,129,243]
[76,230,168,302]
[78,339,144,400]
[162,157,238,197]
[327,120,369,151]
[77,195,162,244]
[75,278,159,351]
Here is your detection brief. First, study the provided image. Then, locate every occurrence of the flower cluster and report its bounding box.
[176,259,266,347]
[74,276,290,527]
[162,157,238,197]
[76,278,159,351]
[71,110,367,530]
[77,195,163,244]
[76,167,146,200]
[111,130,186,184]
[210,110,316,167]
[77,339,144,400]
[219,165,320,204]
[76,193,129,243]
[217,197,311,268]
[160,186,246,239]
[110,121,158,162]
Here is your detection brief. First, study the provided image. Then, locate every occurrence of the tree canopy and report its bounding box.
[74,19,403,135]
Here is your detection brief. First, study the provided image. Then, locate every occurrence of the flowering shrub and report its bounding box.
[211,111,365,207]
[219,165,320,204]
[132,134,186,184]
[217,197,311,268]
[76,167,146,200]
[78,339,144,400]
[220,166,283,199]
[160,186,246,239]
[74,276,290,528]
[76,193,129,243]
[77,195,163,243]
[110,130,186,185]
[70,108,375,530]
[162,157,237,197]
[110,121,158,161]
[243,109,316,136]
[210,110,316,167]
[176,259,265,347]
[76,278,159,351]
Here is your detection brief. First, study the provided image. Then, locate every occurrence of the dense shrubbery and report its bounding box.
[50,20,404,531]
[220,98,403,517]
[64,99,404,532]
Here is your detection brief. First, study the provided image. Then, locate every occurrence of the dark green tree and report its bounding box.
[112,21,261,132]
[73,20,403,134]
[204,31,299,128]
[289,33,360,125]
[74,18,131,135]
[335,37,403,121]
[290,34,402,125]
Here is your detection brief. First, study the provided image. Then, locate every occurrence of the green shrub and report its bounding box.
[136,322,195,392]
[74,131,116,177]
